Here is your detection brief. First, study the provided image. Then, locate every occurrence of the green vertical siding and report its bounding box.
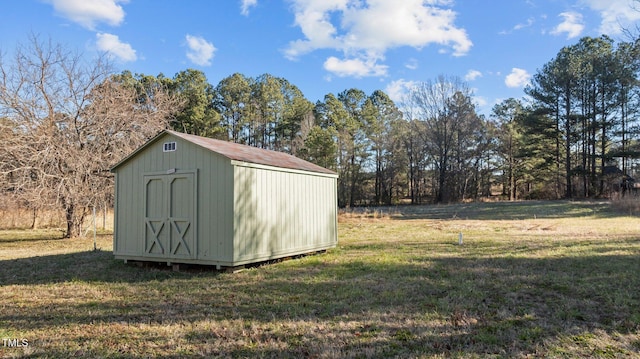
[232,163,337,264]
[113,133,234,264]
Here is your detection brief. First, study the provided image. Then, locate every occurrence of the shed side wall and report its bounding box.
[232,164,337,264]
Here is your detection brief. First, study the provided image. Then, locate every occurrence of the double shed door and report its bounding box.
[143,170,197,260]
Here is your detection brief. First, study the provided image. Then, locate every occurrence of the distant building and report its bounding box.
[603,165,636,195]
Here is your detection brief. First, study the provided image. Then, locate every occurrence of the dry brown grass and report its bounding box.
[0,200,639,358]
[0,208,63,230]
[0,207,114,234]
[611,195,640,216]
[338,207,397,221]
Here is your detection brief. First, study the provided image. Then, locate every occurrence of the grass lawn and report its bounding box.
[1,200,639,358]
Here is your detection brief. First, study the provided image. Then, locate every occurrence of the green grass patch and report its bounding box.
[0,200,639,357]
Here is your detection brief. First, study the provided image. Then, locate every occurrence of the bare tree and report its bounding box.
[0,35,180,237]
[406,75,484,203]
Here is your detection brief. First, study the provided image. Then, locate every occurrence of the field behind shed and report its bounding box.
[1,201,639,358]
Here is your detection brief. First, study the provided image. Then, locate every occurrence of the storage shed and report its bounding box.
[110,130,338,268]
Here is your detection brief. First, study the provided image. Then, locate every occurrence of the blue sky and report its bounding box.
[2,0,640,116]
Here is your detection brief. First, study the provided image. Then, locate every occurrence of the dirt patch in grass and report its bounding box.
[1,201,639,358]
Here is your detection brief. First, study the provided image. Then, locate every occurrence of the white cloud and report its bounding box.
[46,0,127,30]
[501,17,535,34]
[505,68,531,88]
[551,11,584,39]
[473,95,488,108]
[96,33,136,62]
[581,0,640,35]
[323,56,388,77]
[185,35,216,66]
[465,69,482,81]
[240,0,257,16]
[384,79,418,104]
[514,17,535,30]
[405,58,419,70]
[284,0,472,78]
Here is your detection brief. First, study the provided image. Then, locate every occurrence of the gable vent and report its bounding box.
[163,142,176,152]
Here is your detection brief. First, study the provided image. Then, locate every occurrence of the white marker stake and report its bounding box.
[93,206,97,251]
[459,232,463,245]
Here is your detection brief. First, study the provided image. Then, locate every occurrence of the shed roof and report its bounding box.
[111,129,337,176]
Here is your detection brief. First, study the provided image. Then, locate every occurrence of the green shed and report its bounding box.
[110,130,338,268]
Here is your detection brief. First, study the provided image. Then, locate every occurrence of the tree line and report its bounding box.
[520,35,640,199]
[1,35,639,237]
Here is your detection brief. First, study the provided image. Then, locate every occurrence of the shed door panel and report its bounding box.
[143,172,196,260]
[169,175,195,258]
[144,177,167,256]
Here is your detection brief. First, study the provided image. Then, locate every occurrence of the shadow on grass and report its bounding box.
[377,200,620,220]
[2,245,639,357]
[0,231,67,243]
[0,250,191,286]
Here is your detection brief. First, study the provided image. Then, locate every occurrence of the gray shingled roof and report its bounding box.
[168,130,336,175]
[111,130,336,176]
